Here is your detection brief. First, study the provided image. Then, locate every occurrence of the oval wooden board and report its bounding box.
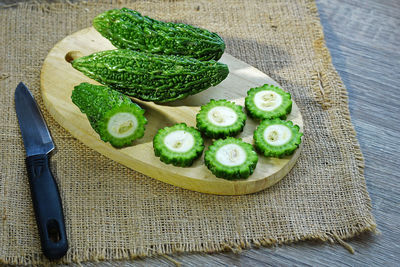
[40,27,303,195]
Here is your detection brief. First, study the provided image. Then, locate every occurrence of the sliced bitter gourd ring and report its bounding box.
[205,137,258,180]
[254,119,303,158]
[71,83,147,148]
[245,84,292,120]
[153,123,204,167]
[196,99,246,139]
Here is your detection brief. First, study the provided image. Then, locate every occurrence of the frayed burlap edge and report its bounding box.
[0,0,377,265]
[0,219,377,266]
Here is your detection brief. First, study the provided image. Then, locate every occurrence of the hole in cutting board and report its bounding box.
[65,51,83,63]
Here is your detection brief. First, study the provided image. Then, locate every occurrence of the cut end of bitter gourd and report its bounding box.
[153,123,204,167]
[71,82,147,148]
[204,137,258,180]
[99,105,147,148]
[245,84,292,120]
[253,119,303,158]
[196,99,246,139]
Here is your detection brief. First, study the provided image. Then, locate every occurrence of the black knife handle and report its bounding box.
[26,154,68,260]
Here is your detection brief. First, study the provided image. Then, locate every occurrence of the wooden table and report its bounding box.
[3,0,399,265]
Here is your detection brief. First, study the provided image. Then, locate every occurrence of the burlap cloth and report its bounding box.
[0,0,377,265]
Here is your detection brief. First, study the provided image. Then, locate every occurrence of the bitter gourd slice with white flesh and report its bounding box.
[204,137,258,180]
[153,123,204,167]
[71,82,147,148]
[245,84,292,120]
[253,119,302,158]
[196,99,246,139]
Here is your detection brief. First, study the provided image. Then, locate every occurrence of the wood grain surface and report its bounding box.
[2,0,399,265]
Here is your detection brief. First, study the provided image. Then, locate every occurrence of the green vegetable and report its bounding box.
[153,123,204,167]
[71,49,229,102]
[196,99,246,139]
[245,84,292,120]
[93,8,225,61]
[71,82,147,148]
[253,119,302,157]
[204,137,258,180]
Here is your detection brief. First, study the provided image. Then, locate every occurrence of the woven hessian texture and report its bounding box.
[0,0,376,265]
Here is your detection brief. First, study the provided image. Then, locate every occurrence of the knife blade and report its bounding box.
[15,82,68,260]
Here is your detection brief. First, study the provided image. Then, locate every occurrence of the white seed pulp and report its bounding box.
[207,106,238,127]
[254,90,283,111]
[263,125,292,146]
[164,130,195,153]
[107,112,138,138]
[215,144,246,166]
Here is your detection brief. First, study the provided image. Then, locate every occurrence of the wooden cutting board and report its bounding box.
[40,27,303,195]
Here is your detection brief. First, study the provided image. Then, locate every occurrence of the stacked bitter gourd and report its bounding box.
[71,8,229,147]
[71,7,229,103]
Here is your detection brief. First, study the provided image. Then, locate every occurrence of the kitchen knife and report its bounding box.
[14,82,68,260]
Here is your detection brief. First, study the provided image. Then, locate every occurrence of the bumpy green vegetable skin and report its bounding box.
[71,82,147,148]
[153,123,204,167]
[93,8,225,61]
[71,49,229,102]
[196,99,246,139]
[204,137,258,180]
[245,84,292,120]
[253,119,302,158]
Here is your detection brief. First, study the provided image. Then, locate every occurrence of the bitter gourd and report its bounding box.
[245,84,292,120]
[196,99,246,139]
[93,8,225,61]
[204,137,258,180]
[153,123,204,167]
[71,49,229,102]
[253,119,302,158]
[71,82,147,148]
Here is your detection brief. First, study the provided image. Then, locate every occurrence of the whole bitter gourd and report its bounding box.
[93,8,225,61]
[71,82,147,148]
[71,49,229,102]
